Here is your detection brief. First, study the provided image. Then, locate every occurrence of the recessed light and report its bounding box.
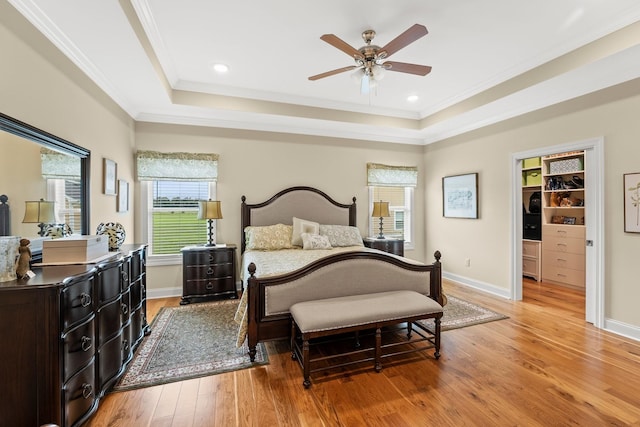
[407,95,419,102]
[211,63,229,73]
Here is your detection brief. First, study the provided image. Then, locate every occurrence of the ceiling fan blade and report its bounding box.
[320,34,365,60]
[377,24,428,58]
[383,61,432,76]
[308,65,358,81]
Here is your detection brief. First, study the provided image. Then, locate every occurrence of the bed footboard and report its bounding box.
[244,250,442,360]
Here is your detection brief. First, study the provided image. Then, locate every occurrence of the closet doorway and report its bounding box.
[511,137,604,328]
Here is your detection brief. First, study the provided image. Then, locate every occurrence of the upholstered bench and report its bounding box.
[290,290,443,388]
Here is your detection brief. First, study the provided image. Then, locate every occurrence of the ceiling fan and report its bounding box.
[309,24,432,94]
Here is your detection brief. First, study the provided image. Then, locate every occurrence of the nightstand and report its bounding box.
[363,237,404,257]
[181,244,237,304]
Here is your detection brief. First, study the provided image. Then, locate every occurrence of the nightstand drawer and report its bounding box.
[183,249,233,265]
[185,277,234,296]
[185,262,233,280]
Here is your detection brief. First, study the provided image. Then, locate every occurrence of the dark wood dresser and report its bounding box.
[363,237,405,257]
[0,244,148,427]
[181,244,237,304]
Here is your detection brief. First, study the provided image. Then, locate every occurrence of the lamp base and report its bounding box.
[377,217,385,239]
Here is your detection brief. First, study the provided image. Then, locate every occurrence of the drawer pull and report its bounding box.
[121,271,129,282]
[556,273,567,277]
[81,336,93,352]
[80,293,92,307]
[206,282,214,290]
[207,268,215,276]
[556,258,567,262]
[123,339,130,352]
[557,230,567,234]
[121,303,129,315]
[82,383,93,399]
[208,254,214,262]
[556,243,567,247]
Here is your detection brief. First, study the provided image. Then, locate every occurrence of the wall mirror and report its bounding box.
[0,112,90,240]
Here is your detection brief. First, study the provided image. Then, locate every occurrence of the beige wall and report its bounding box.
[135,124,427,292]
[424,84,640,328]
[1,1,135,240]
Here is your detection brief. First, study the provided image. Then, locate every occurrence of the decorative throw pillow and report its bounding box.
[245,224,294,251]
[291,217,320,246]
[319,224,364,247]
[301,233,332,250]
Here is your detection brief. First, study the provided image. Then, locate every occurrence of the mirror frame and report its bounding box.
[0,112,91,234]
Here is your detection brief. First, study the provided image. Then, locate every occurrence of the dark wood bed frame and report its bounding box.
[240,186,442,361]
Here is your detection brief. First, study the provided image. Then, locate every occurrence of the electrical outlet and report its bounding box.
[465,258,471,267]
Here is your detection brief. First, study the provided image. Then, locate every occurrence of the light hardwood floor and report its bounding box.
[86,279,640,426]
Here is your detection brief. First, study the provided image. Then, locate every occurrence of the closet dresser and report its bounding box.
[0,244,148,427]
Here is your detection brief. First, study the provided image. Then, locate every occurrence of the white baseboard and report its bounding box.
[147,287,182,299]
[603,318,640,342]
[444,271,640,343]
[442,271,512,299]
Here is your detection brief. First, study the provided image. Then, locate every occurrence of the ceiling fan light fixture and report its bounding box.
[210,63,229,73]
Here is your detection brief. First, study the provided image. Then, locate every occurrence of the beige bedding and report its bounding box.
[234,246,368,347]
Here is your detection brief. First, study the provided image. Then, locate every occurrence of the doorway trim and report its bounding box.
[511,137,604,328]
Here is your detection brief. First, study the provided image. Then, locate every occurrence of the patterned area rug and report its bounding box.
[419,295,508,331]
[112,299,268,392]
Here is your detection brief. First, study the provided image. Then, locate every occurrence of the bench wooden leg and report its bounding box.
[302,336,311,388]
[407,321,413,340]
[290,320,297,360]
[374,327,382,372]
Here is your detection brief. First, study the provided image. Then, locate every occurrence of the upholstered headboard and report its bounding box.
[240,186,356,252]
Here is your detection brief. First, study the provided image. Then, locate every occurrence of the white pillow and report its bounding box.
[319,224,364,247]
[291,217,320,246]
[301,233,332,250]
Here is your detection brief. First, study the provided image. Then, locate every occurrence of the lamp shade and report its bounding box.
[198,200,223,220]
[22,200,56,224]
[371,201,390,218]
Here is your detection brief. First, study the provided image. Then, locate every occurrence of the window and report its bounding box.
[136,151,219,261]
[369,186,414,243]
[47,178,81,232]
[367,163,417,246]
[146,180,216,255]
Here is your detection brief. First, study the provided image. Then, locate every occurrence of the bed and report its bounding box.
[234,186,443,361]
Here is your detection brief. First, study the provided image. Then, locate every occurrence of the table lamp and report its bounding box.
[22,199,56,236]
[198,200,223,246]
[371,200,390,239]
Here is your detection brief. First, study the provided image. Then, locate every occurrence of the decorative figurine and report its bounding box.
[15,238,32,279]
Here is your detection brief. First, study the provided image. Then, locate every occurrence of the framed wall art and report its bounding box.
[443,173,478,219]
[624,172,640,233]
[117,179,129,213]
[103,158,117,195]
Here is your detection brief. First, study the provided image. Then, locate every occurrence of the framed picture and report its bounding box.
[103,158,117,195]
[443,173,478,219]
[624,172,640,233]
[117,179,129,213]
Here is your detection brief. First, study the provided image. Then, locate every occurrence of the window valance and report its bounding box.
[40,148,81,180]
[367,163,418,187]
[136,150,219,181]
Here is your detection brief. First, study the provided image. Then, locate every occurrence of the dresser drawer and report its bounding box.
[184,249,233,265]
[185,262,233,280]
[97,295,124,346]
[542,224,585,239]
[542,250,585,270]
[542,236,584,255]
[522,257,539,278]
[97,332,124,393]
[522,240,541,257]
[542,265,585,288]
[63,360,97,427]
[96,260,124,304]
[62,315,95,382]
[62,276,95,330]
